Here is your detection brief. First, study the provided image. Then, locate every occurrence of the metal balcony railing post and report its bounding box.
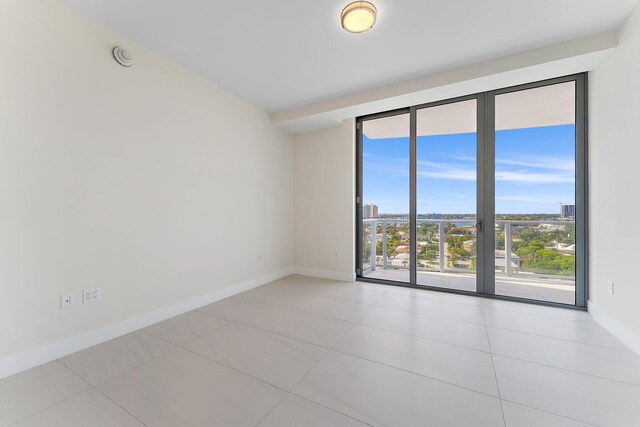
[370,220,377,271]
[505,222,512,277]
[439,221,445,272]
[382,221,388,269]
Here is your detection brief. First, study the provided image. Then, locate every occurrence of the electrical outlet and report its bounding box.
[60,294,73,309]
[256,255,263,262]
[83,288,101,303]
[335,251,341,258]
[607,281,614,295]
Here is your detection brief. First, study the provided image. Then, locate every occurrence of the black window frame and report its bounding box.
[355,73,588,309]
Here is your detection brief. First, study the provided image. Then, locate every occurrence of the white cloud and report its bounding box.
[368,157,575,184]
[495,170,574,183]
[496,156,575,171]
[496,195,573,204]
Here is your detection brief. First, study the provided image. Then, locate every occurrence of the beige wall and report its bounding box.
[589,2,640,353]
[293,120,355,280]
[0,0,293,361]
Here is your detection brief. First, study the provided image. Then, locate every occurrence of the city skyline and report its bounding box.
[363,124,576,214]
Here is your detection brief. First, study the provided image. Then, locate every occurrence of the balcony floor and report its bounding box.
[364,269,575,305]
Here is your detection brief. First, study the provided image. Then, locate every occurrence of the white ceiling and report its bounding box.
[58,0,637,112]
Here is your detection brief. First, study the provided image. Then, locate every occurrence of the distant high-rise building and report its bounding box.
[560,204,576,219]
[363,204,379,219]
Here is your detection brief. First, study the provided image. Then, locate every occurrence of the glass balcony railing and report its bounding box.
[361,218,576,304]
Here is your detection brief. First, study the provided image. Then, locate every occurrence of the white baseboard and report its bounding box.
[0,267,294,380]
[293,267,355,282]
[588,300,640,355]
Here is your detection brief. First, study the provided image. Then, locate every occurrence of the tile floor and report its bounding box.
[1,275,639,426]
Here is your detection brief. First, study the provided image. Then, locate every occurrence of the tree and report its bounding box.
[495,231,505,250]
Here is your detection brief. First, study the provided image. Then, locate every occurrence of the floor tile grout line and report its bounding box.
[249,282,379,307]
[272,393,377,427]
[251,393,288,427]
[383,291,484,308]
[355,318,493,354]
[194,310,506,402]
[262,283,387,306]
[264,280,491,319]
[331,303,378,349]
[6,361,94,425]
[189,310,230,323]
[481,304,507,427]
[143,346,290,427]
[253,305,380,426]
[57,331,177,389]
[327,347,503,400]
[277,309,508,403]
[352,321,498,355]
[480,303,593,322]
[91,387,150,426]
[480,304,630,341]
[374,301,486,326]
[51,359,93,389]
[235,293,372,324]
[481,303,613,329]
[483,321,635,354]
[6,374,148,427]
[141,320,201,346]
[177,345,293,394]
[366,303,493,327]
[139,320,229,348]
[481,320,633,353]
[353,300,379,324]
[489,352,640,388]
[284,342,389,426]
[229,317,342,350]
[191,311,640,392]
[251,345,336,425]
[165,283,634,361]
[375,290,487,310]
[228,303,507,401]
[499,398,600,427]
[180,321,329,354]
[290,386,383,427]
[173,345,370,427]
[193,301,640,391]
[6,381,90,426]
[232,298,359,327]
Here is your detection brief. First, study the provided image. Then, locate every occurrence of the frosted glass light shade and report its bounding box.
[341,2,377,33]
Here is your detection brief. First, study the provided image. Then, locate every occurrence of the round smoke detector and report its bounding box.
[112,46,133,67]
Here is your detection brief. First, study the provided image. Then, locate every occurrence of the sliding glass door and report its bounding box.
[356,74,586,307]
[493,82,579,305]
[360,112,410,283]
[415,99,479,292]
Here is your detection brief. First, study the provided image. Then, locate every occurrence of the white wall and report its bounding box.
[589,2,640,354]
[0,0,293,364]
[293,120,355,281]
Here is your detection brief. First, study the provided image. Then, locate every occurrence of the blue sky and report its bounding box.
[363,124,575,214]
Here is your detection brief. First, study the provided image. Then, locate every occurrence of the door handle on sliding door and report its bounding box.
[477,220,484,232]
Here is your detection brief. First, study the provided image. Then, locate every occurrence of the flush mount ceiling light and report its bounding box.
[341,1,377,34]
